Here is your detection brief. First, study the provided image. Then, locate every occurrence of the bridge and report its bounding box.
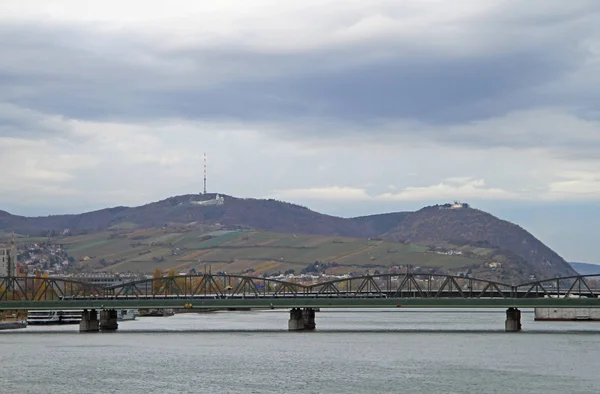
[1,273,600,332]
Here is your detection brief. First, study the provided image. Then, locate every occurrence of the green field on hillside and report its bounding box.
[45,228,489,275]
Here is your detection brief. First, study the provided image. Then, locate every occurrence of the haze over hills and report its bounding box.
[569,262,600,276]
[0,193,577,280]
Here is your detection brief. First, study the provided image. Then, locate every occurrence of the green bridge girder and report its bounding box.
[2,297,600,311]
[3,273,600,311]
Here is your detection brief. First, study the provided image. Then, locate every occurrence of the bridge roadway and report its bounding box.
[2,292,600,311]
[2,273,600,332]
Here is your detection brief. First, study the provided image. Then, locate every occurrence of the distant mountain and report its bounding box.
[0,194,577,280]
[0,194,369,238]
[569,262,600,276]
[381,204,577,280]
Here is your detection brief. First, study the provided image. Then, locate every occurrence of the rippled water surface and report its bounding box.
[1,309,599,393]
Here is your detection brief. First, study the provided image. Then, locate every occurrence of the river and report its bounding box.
[0,308,598,393]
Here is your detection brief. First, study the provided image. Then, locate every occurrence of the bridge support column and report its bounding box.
[79,309,99,333]
[288,308,316,331]
[100,309,119,331]
[302,308,316,330]
[505,307,522,332]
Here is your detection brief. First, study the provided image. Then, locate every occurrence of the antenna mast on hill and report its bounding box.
[203,152,207,195]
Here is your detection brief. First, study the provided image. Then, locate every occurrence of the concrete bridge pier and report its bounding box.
[288,308,304,331]
[79,309,99,333]
[302,308,316,330]
[505,307,522,332]
[99,309,119,331]
[288,308,316,331]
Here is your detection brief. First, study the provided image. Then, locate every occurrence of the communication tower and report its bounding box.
[203,152,207,195]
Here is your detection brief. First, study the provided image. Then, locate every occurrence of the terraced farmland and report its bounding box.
[53,228,487,275]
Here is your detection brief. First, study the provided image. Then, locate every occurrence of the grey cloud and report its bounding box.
[1,1,600,263]
[0,2,597,124]
[0,0,598,165]
[256,50,574,124]
[0,42,578,127]
[0,103,73,139]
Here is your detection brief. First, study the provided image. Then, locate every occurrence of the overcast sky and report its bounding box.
[1,1,600,262]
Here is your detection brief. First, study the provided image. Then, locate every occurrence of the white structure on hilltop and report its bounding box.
[0,238,18,277]
[191,194,225,206]
[451,201,467,209]
[438,201,470,210]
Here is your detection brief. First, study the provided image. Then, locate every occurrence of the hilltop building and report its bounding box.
[191,194,225,206]
[0,240,18,277]
[450,201,469,209]
[439,201,470,210]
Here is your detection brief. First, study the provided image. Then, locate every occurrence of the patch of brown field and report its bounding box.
[177,250,212,261]
[127,229,161,238]
[331,245,373,262]
[183,262,230,273]
[172,262,193,271]
[60,232,111,244]
[247,233,287,247]
[253,261,283,272]
[254,260,293,272]
[208,259,305,275]
[215,260,259,273]
[326,266,356,275]
[299,237,336,248]
[253,238,281,247]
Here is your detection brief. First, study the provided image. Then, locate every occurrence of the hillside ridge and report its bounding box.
[0,193,577,279]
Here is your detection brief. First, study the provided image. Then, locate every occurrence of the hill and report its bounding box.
[382,204,577,280]
[0,194,577,280]
[569,262,600,275]
[47,228,486,277]
[0,194,373,238]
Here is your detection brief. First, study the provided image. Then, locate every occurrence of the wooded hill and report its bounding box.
[0,194,576,280]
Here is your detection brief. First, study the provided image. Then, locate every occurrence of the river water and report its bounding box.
[0,308,598,393]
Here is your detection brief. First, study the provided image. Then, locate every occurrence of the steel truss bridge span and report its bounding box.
[1,273,600,310]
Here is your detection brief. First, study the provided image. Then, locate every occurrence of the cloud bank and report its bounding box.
[2,0,600,260]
